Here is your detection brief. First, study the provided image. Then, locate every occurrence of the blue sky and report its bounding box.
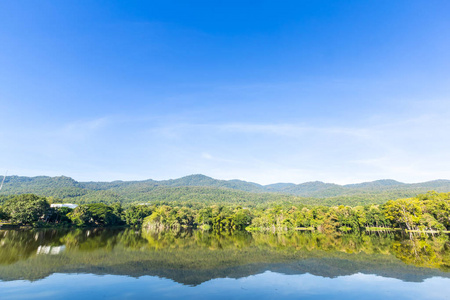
[0,1,449,184]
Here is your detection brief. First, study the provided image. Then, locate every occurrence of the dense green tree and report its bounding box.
[46,207,73,224]
[383,198,423,231]
[3,194,50,225]
[124,205,153,226]
[68,203,122,226]
[232,208,253,229]
[0,206,8,220]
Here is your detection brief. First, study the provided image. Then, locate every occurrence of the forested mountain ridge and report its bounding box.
[1,174,450,206]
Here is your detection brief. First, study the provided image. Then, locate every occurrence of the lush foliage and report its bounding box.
[250,192,450,233]
[2,194,50,225]
[123,204,153,226]
[68,203,123,226]
[383,191,450,231]
[1,192,449,233]
[142,205,253,230]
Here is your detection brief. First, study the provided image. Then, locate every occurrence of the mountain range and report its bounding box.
[1,174,450,206]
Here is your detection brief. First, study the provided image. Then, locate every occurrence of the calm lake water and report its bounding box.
[0,228,449,299]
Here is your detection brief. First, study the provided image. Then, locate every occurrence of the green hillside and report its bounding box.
[1,174,450,206]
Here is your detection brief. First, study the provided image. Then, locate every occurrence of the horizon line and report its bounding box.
[3,173,450,187]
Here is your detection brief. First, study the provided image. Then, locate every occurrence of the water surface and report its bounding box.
[1,228,449,299]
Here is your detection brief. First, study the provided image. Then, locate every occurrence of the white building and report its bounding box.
[50,203,78,209]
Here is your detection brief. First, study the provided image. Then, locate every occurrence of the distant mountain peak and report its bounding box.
[344,179,405,189]
[187,174,213,178]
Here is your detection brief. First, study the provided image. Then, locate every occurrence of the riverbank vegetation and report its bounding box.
[0,191,449,234]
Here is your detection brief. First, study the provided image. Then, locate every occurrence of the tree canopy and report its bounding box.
[2,194,50,225]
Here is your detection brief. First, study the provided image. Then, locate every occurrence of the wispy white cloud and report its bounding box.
[47,117,111,141]
[201,152,213,160]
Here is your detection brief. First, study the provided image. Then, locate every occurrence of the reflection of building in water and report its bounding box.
[50,204,78,209]
[36,245,66,255]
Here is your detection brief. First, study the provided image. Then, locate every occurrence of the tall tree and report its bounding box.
[3,194,50,225]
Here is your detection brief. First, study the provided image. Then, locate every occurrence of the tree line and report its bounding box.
[0,191,449,233]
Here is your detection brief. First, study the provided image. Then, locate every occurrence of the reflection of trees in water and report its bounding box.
[0,229,70,264]
[60,228,124,252]
[391,233,450,272]
[1,228,449,272]
[0,228,125,264]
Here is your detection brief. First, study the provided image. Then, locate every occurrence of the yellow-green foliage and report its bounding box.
[383,192,450,232]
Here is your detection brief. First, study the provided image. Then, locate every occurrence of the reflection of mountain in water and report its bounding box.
[0,228,449,285]
[78,257,450,286]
